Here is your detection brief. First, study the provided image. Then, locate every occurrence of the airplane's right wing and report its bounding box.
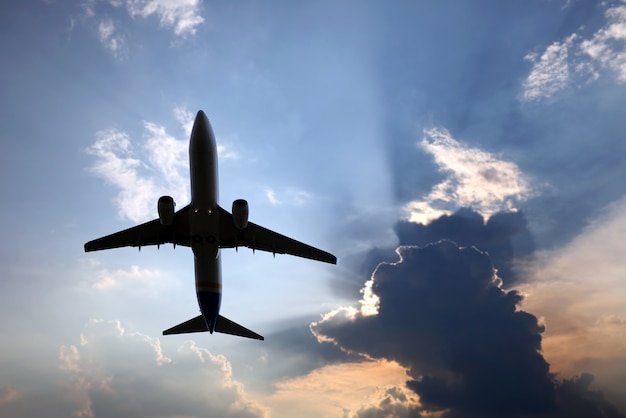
[218,206,337,264]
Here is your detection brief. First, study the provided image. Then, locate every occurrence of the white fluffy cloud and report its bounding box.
[58,319,267,418]
[406,127,531,224]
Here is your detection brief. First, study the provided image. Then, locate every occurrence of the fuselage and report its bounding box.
[188,111,221,333]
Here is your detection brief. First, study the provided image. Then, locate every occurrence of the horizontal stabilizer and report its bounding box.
[162,315,207,335]
[215,315,264,340]
[162,314,264,340]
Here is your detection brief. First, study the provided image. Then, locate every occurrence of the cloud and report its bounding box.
[173,105,195,137]
[91,265,161,290]
[0,386,17,404]
[86,111,189,223]
[579,3,626,82]
[312,237,626,417]
[218,143,239,160]
[396,209,535,286]
[523,1,626,101]
[353,386,423,418]
[406,128,531,224]
[313,240,555,417]
[264,187,312,206]
[97,18,126,59]
[125,0,205,37]
[58,319,267,418]
[265,189,280,205]
[523,35,576,101]
[516,196,626,410]
[142,121,188,190]
[173,105,238,160]
[87,128,159,222]
[76,0,204,57]
[556,374,626,418]
[263,360,420,418]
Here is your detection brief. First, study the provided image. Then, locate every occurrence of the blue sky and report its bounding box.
[2,0,626,416]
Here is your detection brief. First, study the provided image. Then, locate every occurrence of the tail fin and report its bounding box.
[163,314,264,340]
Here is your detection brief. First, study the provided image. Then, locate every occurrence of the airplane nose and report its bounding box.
[196,110,208,124]
[190,110,216,154]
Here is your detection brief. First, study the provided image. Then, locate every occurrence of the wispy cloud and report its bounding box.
[523,2,626,101]
[91,265,161,290]
[87,128,160,222]
[264,187,312,206]
[77,0,204,57]
[173,106,238,159]
[142,121,188,192]
[580,3,626,81]
[125,0,205,37]
[173,105,195,137]
[406,128,532,224]
[87,111,189,223]
[97,18,126,59]
[265,189,280,205]
[523,34,576,101]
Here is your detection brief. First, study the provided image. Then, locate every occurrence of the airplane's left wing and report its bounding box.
[217,206,337,264]
[84,205,191,252]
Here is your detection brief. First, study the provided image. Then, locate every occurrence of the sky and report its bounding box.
[1,0,626,417]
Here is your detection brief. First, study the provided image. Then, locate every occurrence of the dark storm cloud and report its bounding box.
[555,373,626,418]
[314,240,555,417]
[313,239,625,417]
[395,208,534,286]
[331,208,535,299]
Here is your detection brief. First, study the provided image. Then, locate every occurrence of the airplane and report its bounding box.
[84,110,337,341]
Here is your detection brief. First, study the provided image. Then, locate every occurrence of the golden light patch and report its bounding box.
[516,197,626,407]
[257,360,420,418]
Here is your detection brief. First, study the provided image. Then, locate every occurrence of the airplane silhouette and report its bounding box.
[85,111,337,340]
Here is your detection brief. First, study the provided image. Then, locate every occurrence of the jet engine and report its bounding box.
[158,195,176,225]
[232,199,249,229]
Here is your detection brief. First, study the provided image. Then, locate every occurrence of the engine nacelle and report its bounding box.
[158,195,176,226]
[232,199,249,229]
